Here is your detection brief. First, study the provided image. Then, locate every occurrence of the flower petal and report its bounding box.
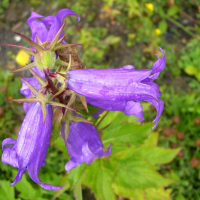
[87,97,144,121]
[2,138,15,151]
[27,11,48,44]
[10,168,26,186]
[1,145,19,168]
[62,121,111,171]
[46,8,80,42]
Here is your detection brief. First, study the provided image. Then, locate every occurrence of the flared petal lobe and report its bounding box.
[27,8,80,44]
[61,122,112,171]
[1,103,64,190]
[67,48,165,128]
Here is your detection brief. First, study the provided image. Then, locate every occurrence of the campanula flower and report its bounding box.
[67,48,165,128]
[27,8,80,45]
[61,121,112,171]
[1,103,64,190]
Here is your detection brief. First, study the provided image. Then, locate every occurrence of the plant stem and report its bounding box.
[164,15,196,38]
[74,179,83,200]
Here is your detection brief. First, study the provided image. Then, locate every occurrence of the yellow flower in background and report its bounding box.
[155,28,162,35]
[16,50,30,66]
[145,3,154,11]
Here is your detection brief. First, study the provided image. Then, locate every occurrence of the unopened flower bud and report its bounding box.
[34,50,56,70]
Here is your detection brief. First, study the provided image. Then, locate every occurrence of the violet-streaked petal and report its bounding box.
[124,101,144,121]
[144,98,164,129]
[1,145,19,168]
[23,103,32,114]
[142,82,162,97]
[2,138,15,151]
[68,79,158,101]
[10,168,26,186]
[87,97,144,121]
[152,47,165,73]
[26,104,64,190]
[41,16,55,27]
[46,8,80,41]
[16,103,43,168]
[62,121,111,171]
[27,11,48,44]
[143,47,165,82]
[68,68,151,86]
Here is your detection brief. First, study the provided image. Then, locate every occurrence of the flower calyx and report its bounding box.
[2,21,82,73]
[7,78,75,125]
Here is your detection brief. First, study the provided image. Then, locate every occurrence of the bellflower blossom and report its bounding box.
[27,8,80,46]
[61,122,112,171]
[1,9,111,189]
[67,48,165,129]
[2,103,64,190]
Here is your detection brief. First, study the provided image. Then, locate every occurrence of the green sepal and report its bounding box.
[29,69,47,87]
[11,62,36,73]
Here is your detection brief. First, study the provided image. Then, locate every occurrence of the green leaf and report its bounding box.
[54,137,69,158]
[144,188,171,200]
[0,180,15,200]
[112,148,175,189]
[102,122,152,152]
[111,185,144,200]
[137,147,181,165]
[97,111,139,128]
[141,132,159,148]
[175,194,186,200]
[68,163,88,188]
[184,65,197,76]
[158,20,168,33]
[111,185,171,200]
[195,71,200,81]
[104,35,121,45]
[82,159,116,200]
[167,6,178,17]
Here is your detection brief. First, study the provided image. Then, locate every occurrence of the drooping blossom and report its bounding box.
[61,121,112,171]
[1,103,64,190]
[67,48,165,129]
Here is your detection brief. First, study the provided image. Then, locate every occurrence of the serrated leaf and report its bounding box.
[50,107,63,146]
[141,132,159,148]
[68,163,88,188]
[112,148,175,189]
[82,159,116,200]
[111,184,144,200]
[0,180,15,200]
[97,111,138,128]
[144,188,171,200]
[111,185,171,200]
[137,147,181,165]
[102,122,152,152]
